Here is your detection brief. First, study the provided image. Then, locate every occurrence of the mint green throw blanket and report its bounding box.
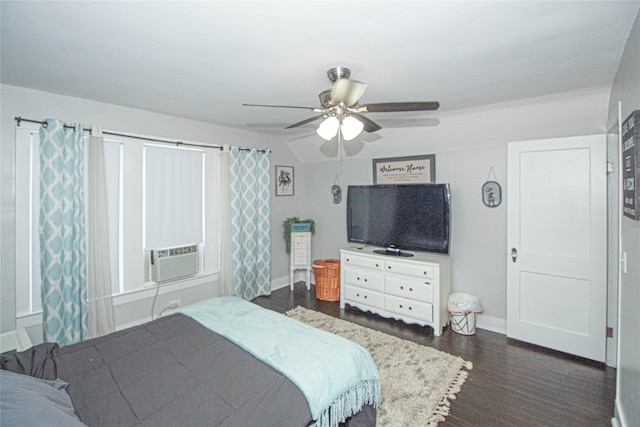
[179,296,381,427]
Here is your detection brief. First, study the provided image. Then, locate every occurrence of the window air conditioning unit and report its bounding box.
[151,245,199,282]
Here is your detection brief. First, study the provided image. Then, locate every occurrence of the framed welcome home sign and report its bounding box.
[372,154,436,184]
[622,110,639,220]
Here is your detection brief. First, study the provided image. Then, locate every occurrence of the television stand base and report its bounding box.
[373,249,414,257]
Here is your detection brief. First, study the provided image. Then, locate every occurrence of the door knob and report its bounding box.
[511,248,518,263]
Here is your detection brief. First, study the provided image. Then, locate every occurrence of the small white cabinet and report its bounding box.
[340,247,451,336]
[290,232,312,290]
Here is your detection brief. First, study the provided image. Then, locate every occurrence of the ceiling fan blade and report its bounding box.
[319,140,339,157]
[284,115,325,129]
[343,139,365,157]
[375,118,440,128]
[331,79,367,107]
[360,132,383,143]
[361,102,440,113]
[351,113,382,133]
[243,103,322,112]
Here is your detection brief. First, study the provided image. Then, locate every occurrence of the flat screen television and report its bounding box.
[347,184,451,256]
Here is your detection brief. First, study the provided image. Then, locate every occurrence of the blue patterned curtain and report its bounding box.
[39,119,88,345]
[229,147,271,300]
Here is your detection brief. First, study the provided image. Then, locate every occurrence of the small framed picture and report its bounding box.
[276,166,294,196]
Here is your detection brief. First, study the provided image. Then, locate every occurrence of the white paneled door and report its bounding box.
[507,135,607,362]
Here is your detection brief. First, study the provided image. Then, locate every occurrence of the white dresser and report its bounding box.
[340,247,451,336]
[289,232,312,290]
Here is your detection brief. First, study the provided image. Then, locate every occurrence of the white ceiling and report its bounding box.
[2,1,639,145]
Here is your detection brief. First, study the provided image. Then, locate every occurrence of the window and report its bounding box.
[143,144,205,281]
[15,126,43,315]
[15,123,220,318]
[144,144,204,249]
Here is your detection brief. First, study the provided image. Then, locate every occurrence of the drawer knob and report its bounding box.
[400,286,404,290]
[399,304,403,308]
[409,306,412,310]
[364,278,368,282]
[375,263,379,267]
[409,288,413,292]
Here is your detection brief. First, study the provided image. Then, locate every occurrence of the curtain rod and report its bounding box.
[14,116,270,153]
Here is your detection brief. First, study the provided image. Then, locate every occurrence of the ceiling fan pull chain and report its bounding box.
[331,132,343,204]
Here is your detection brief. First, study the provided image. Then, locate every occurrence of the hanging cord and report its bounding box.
[486,167,498,182]
[150,282,161,320]
[337,129,343,184]
[330,129,344,203]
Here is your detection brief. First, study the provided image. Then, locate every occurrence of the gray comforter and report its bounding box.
[1,313,375,427]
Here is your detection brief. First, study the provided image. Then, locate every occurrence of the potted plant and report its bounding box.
[282,217,315,254]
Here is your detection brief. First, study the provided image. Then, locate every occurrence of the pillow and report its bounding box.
[0,369,86,426]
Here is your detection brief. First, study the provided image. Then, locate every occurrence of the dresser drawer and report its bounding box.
[294,241,308,250]
[385,276,433,303]
[384,295,433,322]
[345,285,384,308]
[342,254,384,271]
[344,268,384,291]
[293,248,308,258]
[385,260,435,279]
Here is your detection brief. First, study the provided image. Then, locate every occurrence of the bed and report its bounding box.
[1,297,379,427]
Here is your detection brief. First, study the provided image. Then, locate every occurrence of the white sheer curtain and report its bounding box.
[86,126,115,338]
[218,146,234,296]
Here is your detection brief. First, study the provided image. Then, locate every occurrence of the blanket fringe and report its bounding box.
[426,361,472,426]
[316,378,382,427]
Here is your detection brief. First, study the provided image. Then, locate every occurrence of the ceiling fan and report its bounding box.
[243,66,439,141]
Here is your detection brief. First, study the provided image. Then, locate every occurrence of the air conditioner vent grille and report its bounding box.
[151,245,199,282]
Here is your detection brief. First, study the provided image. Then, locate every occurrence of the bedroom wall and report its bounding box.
[608,10,640,427]
[0,82,615,339]
[298,87,611,333]
[0,84,303,338]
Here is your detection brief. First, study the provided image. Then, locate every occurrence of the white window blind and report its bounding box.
[144,145,204,250]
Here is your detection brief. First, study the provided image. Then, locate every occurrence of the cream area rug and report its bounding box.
[286,307,472,426]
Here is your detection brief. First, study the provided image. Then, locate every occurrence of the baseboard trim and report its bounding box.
[271,276,290,291]
[614,398,627,427]
[272,274,315,292]
[476,314,506,334]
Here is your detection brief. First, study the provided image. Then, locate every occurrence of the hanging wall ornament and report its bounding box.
[482,167,502,207]
[331,174,342,204]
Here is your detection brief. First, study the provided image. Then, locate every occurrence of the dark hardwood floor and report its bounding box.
[253,284,616,427]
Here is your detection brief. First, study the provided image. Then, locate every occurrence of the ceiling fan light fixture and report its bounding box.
[316,116,340,140]
[341,115,364,141]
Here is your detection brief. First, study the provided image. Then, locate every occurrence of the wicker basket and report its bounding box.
[312,259,341,301]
